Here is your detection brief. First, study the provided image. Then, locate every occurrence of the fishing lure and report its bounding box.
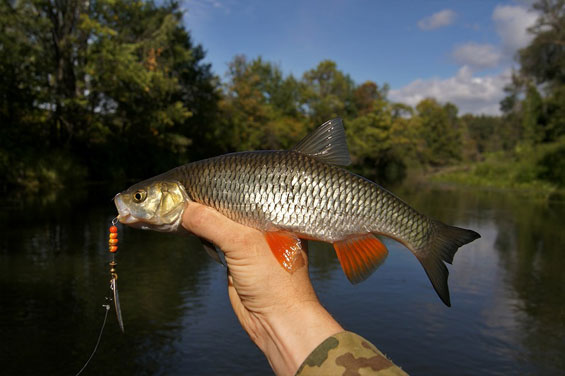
[74,219,125,375]
[109,218,124,332]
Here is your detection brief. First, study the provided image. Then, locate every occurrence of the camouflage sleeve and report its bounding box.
[295,331,408,376]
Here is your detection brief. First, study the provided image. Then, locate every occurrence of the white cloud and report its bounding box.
[389,66,511,115]
[184,0,232,20]
[492,5,538,53]
[418,9,457,30]
[391,5,539,116]
[452,43,503,70]
[448,5,538,72]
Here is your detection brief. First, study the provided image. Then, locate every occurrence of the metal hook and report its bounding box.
[110,276,125,333]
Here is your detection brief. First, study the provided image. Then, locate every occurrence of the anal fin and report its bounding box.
[265,231,305,273]
[334,234,388,284]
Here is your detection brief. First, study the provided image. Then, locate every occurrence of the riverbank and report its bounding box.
[426,162,564,200]
[420,139,565,200]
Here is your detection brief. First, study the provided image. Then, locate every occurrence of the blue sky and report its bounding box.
[182,0,539,115]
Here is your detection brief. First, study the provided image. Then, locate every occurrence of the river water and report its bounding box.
[1,183,564,375]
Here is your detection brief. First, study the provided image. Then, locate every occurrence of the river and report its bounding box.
[1,183,564,375]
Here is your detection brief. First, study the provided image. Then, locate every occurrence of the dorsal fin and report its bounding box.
[291,118,351,166]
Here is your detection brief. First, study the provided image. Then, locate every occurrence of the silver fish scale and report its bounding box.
[176,150,433,247]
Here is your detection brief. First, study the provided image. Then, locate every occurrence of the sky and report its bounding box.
[182,0,539,115]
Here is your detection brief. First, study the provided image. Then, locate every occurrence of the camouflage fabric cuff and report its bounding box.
[295,331,408,376]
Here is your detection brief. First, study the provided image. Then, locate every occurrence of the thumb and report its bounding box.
[181,201,262,255]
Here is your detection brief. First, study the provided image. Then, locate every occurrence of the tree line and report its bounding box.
[1,0,564,193]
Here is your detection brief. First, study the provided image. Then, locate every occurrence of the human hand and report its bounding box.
[182,202,343,375]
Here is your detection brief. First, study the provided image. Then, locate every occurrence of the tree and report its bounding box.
[500,0,565,145]
[80,0,216,174]
[0,0,219,190]
[545,85,565,140]
[352,81,389,116]
[301,60,356,125]
[415,99,463,166]
[522,84,546,143]
[346,93,415,183]
[460,114,505,155]
[519,0,565,90]
[217,55,306,151]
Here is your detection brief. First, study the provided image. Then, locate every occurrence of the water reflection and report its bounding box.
[395,185,565,374]
[490,196,565,374]
[1,185,564,375]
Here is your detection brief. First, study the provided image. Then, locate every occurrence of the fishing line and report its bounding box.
[74,303,110,376]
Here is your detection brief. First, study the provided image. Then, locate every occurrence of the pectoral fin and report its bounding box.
[334,234,389,284]
[264,231,306,273]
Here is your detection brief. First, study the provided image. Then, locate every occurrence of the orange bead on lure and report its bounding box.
[108,220,124,332]
[109,225,118,252]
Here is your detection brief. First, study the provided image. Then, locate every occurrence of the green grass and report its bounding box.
[428,142,565,198]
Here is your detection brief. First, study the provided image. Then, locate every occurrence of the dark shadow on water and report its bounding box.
[0,185,214,375]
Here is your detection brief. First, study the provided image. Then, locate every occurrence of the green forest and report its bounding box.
[1,0,564,195]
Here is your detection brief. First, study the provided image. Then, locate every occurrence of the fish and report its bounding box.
[114,118,480,306]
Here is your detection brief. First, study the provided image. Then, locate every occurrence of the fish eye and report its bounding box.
[133,190,147,203]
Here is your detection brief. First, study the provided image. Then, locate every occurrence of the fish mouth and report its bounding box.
[114,194,140,225]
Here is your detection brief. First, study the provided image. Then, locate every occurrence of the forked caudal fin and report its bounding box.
[414,220,480,306]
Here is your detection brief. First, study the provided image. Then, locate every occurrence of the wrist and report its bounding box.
[254,300,343,376]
